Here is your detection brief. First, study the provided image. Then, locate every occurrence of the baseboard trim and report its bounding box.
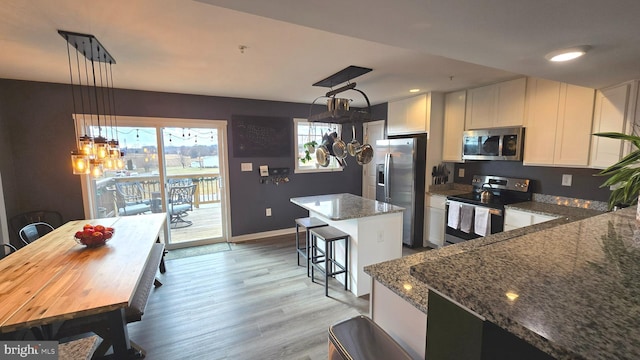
[231,227,296,242]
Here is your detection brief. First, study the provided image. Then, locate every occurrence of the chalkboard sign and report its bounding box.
[231,115,292,157]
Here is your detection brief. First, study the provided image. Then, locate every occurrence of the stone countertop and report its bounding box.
[506,201,604,219]
[427,183,473,197]
[290,193,404,221]
[410,207,640,360]
[364,201,605,314]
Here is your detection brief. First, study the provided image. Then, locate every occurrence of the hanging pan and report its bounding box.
[355,144,374,165]
[347,125,361,156]
[332,132,348,160]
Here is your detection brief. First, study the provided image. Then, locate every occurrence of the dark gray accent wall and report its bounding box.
[0,78,384,238]
[453,161,611,202]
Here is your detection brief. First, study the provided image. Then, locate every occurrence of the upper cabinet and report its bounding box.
[523,78,595,167]
[589,80,639,169]
[387,93,428,135]
[465,77,526,129]
[442,90,466,162]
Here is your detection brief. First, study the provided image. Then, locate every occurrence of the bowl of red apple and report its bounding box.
[74,224,114,248]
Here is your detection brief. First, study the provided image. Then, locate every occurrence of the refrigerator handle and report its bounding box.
[384,153,391,201]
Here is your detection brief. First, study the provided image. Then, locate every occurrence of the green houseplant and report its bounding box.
[299,141,317,164]
[594,132,640,210]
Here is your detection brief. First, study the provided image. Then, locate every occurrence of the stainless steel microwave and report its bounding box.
[462,127,524,161]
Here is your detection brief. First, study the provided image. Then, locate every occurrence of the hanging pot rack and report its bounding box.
[308,65,373,124]
[308,82,372,124]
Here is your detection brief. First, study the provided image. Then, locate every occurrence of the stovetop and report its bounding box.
[446,175,533,209]
[447,191,529,209]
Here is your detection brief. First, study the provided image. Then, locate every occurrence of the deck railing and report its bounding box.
[95,173,220,217]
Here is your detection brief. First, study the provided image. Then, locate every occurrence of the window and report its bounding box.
[294,118,343,173]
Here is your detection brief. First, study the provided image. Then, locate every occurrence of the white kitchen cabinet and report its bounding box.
[387,92,445,136]
[387,93,429,135]
[523,78,595,167]
[504,208,558,232]
[371,280,427,359]
[465,77,526,129]
[425,194,446,247]
[589,81,639,169]
[442,90,466,162]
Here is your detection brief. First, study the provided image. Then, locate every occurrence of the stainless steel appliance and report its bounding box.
[375,135,426,248]
[445,175,531,245]
[462,127,524,161]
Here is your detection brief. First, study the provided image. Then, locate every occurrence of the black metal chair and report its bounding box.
[1,243,17,259]
[19,222,55,246]
[168,184,196,228]
[10,210,63,244]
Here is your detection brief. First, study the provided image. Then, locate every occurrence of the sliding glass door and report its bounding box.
[79,117,229,249]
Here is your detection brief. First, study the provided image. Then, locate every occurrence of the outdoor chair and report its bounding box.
[115,182,152,216]
[168,184,196,228]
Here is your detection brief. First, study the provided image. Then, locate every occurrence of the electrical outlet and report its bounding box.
[458,168,465,178]
[265,208,272,217]
[562,174,572,187]
[241,162,253,172]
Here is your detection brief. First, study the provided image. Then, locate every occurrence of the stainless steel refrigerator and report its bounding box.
[375,135,426,248]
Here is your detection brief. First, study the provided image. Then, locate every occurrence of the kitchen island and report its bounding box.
[290,193,404,296]
[366,202,640,359]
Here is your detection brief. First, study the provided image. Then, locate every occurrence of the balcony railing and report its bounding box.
[95,173,221,218]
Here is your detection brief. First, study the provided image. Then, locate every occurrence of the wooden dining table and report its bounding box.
[0,213,167,359]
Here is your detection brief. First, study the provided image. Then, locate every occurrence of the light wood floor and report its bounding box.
[127,234,370,360]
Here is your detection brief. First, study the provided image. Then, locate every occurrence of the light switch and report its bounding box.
[562,174,572,187]
[241,163,253,172]
[458,168,465,178]
[259,165,269,177]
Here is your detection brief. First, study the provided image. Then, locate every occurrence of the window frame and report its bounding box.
[293,118,343,174]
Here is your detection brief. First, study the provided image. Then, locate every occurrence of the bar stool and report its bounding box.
[310,226,349,297]
[295,217,328,276]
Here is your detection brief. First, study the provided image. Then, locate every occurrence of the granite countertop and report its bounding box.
[290,193,404,221]
[410,207,640,359]
[364,199,605,313]
[427,183,473,197]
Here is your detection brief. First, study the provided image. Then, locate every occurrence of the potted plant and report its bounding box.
[594,132,640,210]
[299,141,317,164]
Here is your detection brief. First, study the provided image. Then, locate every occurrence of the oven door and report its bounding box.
[444,202,504,245]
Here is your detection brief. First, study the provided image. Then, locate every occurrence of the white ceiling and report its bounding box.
[1,0,639,107]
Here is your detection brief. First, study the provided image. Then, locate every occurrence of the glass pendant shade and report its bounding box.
[90,160,103,178]
[71,152,90,175]
[103,157,115,170]
[116,157,125,170]
[94,136,109,160]
[108,140,120,157]
[78,135,94,156]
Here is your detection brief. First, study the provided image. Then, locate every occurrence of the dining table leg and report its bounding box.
[106,308,134,359]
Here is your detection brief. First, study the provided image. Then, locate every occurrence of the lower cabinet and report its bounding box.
[371,280,427,359]
[426,291,554,360]
[425,194,446,247]
[504,208,558,232]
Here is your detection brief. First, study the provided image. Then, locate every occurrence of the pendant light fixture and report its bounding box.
[60,30,123,176]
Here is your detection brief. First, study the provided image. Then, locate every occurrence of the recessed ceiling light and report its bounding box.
[545,46,591,62]
[409,88,420,93]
